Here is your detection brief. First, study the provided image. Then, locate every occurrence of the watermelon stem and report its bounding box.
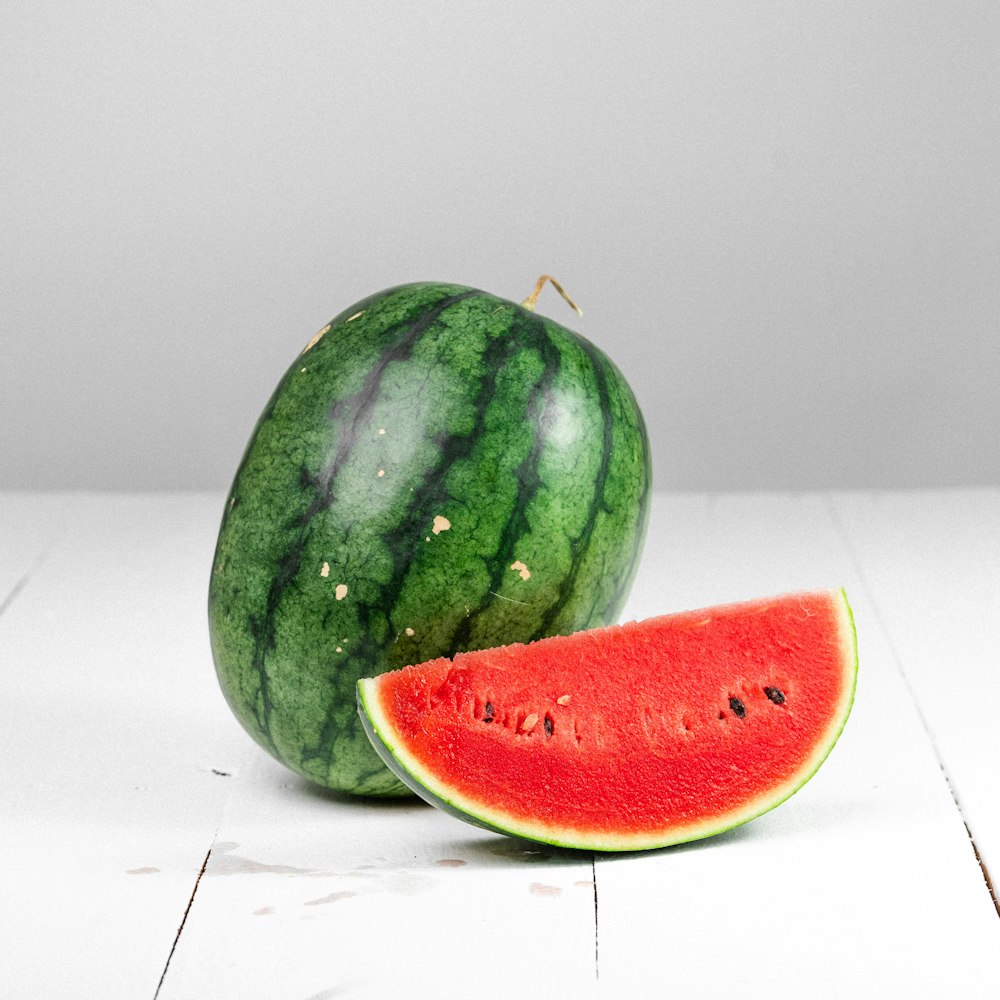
[521,275,584,317]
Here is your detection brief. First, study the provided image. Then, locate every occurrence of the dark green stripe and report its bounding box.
[300,292,519,766]
[248,289,478,745]
[301,289,480,520]
[530,333,616,639]
[447,307,563,652]
[301,293,517,763]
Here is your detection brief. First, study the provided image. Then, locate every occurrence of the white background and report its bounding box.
[3,1,998,491]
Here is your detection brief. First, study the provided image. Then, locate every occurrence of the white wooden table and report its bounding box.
[2,489,998,999]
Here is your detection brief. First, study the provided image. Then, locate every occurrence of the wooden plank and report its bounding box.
[158,752,598,999]
[830,489,1000,894]
[0,493,241,999]
[4,490,998,997]
[596,492,999,998]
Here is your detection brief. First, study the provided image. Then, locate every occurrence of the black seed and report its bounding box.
[764,686,786,705]
[729,697,746,719]
[484,701,494,723]
[543,715,554,737]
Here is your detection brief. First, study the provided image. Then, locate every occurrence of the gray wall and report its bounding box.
[3,2,998,492]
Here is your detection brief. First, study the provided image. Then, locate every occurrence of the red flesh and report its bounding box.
[368,590,855,839]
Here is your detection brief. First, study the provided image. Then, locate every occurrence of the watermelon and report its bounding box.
[208,280,651,796]
[356,589,858,849]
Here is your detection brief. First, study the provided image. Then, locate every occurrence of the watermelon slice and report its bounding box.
[356,589,858,851]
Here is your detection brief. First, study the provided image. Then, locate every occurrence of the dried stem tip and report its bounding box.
[521,275,583,317]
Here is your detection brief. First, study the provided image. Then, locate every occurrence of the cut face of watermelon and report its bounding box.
[357,589,858,851]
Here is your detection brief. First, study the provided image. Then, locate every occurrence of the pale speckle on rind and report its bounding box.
[320,562,330,578]
[302,324,331,353]
[510,559,531,581]
[405,627,414,636]
[377,469,385,478]
[346,311,364,322]
[336,647,342,653]
[378,427,386,435]
[432,515,451,534]
[335,583,348,601]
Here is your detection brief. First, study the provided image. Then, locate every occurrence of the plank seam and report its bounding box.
[823,492,1000,919]
[0,551,49,619]
[153,844,213,999]
[966,822,1000,918]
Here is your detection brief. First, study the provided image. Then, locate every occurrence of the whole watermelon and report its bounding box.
[208,281,652,795]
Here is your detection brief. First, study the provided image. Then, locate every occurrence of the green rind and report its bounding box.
[208,282,651,795]
[356,588,859,850]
